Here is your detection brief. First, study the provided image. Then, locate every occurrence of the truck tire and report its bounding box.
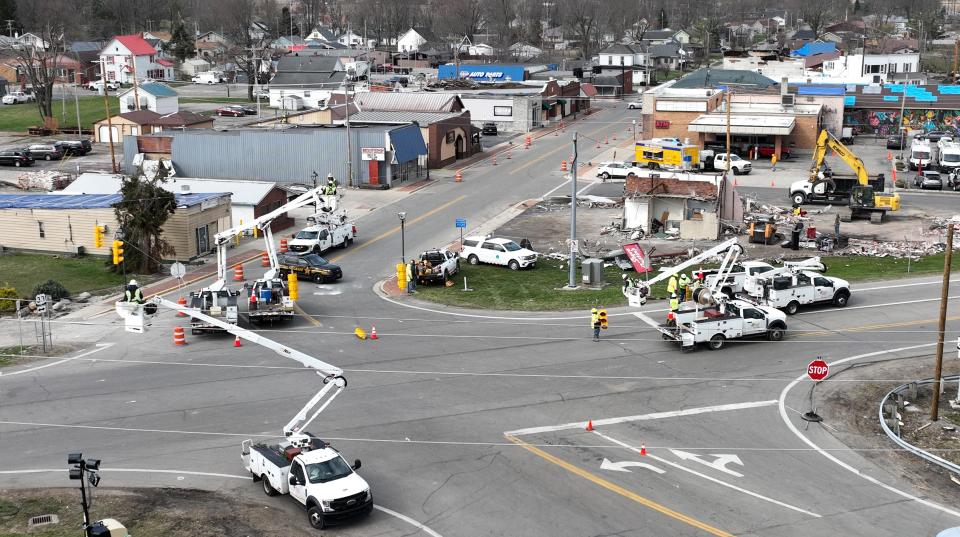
[732,167,740,175]
[308,506,326,529]
[791,192,806,205]
[784,301,800,315]
[767,326,785,341]
[833,290,850,307]
[508,260,520,271]
[601,172,610,180]
[468,254,479,265]
[720,286,733,299]
[312,245,321,254]
[261,475,278,496]
[707,334,726,350]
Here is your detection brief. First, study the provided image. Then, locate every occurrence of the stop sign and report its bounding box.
[807,359,829,381]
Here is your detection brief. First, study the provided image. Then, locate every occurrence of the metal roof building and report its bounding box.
[354,92,464,112]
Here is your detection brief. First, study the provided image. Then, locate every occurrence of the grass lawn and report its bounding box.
[0,253,132,300]
[0,95,119,133]
[413,252,960,311]
[180,96,254,104]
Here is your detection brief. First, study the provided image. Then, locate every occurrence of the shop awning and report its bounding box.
[389,124,428,163]
[688,114,795,135]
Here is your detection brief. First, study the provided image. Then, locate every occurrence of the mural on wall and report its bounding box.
[845,109,960,135]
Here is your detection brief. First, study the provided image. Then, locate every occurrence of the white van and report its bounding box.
[192,71,225,84]
[909,138,935,170]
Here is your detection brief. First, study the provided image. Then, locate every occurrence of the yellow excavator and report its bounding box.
[789,129,901,224]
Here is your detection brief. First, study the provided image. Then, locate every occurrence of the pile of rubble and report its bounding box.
[16,170,73,191]
[832,238,948,259]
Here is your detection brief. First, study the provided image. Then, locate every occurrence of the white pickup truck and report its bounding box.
[648,299,787,351]
[1,91,35,104]
[288,223,355,255]
[742,270,851,314]
[702,261,775,297]
[417,249,460,284]
[242,435,372,530]
[700,150,752,174]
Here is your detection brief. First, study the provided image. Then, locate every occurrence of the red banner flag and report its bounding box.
[622,243,651,273]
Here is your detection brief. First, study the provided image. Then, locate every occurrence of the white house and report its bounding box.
[99,33,174,83]
[268,54,345,109]
[771,16,786,28]
[469,43,495,56]
[597,43,646,67]
[118,82,179,114]
[16,32,50,50]
[338,30,372,48]
[509,42,542,61]
[397,27,438,53]
[821,52,920,84]
[642,29,690,45]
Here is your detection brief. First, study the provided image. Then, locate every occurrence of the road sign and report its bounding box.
[455,218,467,228]
[807,359,829,381]
[170,262,186,279]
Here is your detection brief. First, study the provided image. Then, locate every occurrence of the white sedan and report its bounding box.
[626,100,643,110]
[596,161,643,180]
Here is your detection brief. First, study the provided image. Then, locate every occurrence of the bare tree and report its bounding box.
[790,0,840,38]
[483,0,515,55]
[439,0,484,41]
[562,0,601,58]
[218,0,272,100]
[9,0,72,121]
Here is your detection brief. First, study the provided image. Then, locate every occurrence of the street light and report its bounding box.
[632,119,637,140]
[398,212,406,263]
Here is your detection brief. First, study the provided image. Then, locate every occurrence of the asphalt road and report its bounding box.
[2,101,960,536]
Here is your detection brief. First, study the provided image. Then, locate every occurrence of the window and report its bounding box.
[463,239,478,247]
[37,222,44,238]
[493,106,512,117]
[903,62,910,72]
[290,463,305,484]
[814,277,832,287]
[619,56,624,66]
[303,90,311,97]
[866,65,881,74]
[888,63,896,74]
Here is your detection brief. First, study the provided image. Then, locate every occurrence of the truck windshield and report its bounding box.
[305,457,353,483]
[295,230,319,240]
[944,154,960,162]
[913,151,930,160]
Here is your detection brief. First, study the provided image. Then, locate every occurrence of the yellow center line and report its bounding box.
[509,122,629,176]
[798,315,960,337]
[326,195,467,263]
[505,435,736,537]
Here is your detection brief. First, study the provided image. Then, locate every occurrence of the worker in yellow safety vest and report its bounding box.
[678,273,691,302]
[591,308,601,341]
[667,273,679,296]
[668,293,679,325]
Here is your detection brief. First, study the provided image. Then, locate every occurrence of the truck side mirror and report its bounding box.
[352,459,362,470]
[289,476,300,486]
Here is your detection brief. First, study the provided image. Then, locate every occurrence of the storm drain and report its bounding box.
[27,514,59,527]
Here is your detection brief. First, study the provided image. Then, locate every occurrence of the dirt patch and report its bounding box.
[0,344,82,369]
[0,488,319,537]
[817,357,960,502]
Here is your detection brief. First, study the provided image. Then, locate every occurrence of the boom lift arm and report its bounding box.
[116,297,345,447]
[623,238,742,305]
[808,129,869,186]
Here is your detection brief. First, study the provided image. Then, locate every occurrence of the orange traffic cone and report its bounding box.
[455,170,463,182]
[733,177,738,187]
[493,155,497,166]
[233,264,244,281]
[585,420,594,431]
[770,179,775,187]
[233,335,242,347]
[370,326,378,340]
[561,160,568,172]
[177,296,187,317]
[640,443,647,456]
[604,136,609,145]
[173,326,186,346]
[887,151,892,161]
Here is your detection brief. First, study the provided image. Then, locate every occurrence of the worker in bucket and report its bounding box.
[324,173,338,196]
[591,307,601,342]
[124,279,144,304]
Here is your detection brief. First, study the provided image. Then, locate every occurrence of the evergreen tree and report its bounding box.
[168,16,195,63]
[113,164,177,274]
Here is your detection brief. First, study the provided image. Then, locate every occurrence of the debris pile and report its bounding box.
[17,170,73,191]
[831,238,948,259]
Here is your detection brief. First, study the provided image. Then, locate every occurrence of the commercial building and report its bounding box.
[843,84,960,135]
[436,63,556,82]
[122,124,428,189]
[0,192,230,259]
[94,110,213,143]
[61,174,292,232]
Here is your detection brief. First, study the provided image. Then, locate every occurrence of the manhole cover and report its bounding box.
[27,514,59,527]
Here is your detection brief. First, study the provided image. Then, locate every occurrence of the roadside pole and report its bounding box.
[96,59,118,173]
[725,90,732,177]
[932,224,953,421]
[568,132,578,288]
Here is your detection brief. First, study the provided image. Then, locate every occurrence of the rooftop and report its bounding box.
[63,174,278,205]
[347,111,465,124]
[354,92,463,112]
[688,114,795,135]
[672,68,777,90]
[0,192,227,210]
[110,34,156,56]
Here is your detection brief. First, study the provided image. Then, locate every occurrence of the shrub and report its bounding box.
[0,283,17,312]
[32,279,70,301]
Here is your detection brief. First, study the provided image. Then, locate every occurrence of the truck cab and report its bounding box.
[712,153,752,175]
[938,139,960,172]
[288,223,355,254]
[243,436,372,530]
[909,138,935,170]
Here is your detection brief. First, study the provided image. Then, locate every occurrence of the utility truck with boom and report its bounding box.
[114,296,373,530]
[789,129,901,224]
[288,196,356,255]
[740,257,850,314]
[623,238,788,351]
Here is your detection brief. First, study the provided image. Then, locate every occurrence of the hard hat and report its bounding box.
[327,173,335,180]
[591,307,598,313]
[671,293,677,298]
[129,279,138,286]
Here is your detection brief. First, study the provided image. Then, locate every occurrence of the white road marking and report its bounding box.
[0,343,113,377]
[796,295,960,315]
[777,342,960,519]
[669,450,744,478]
[600,458,666,474]
[593,430,822,518]
[856,278,960,292]
[0,468,444,535]
[504,400,778,436]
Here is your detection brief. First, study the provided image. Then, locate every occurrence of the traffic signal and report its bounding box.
[93,225,104,248]
[111,239,124,265]
[599,308,608,330]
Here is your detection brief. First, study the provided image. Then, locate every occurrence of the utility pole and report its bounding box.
[568,132,578,288]
[899,86,907,160]
[931,224,953,421]
[97,59,118,173]
[129,55,141,110]
[725,89,732,176]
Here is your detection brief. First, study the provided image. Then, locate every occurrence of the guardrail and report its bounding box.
[879,375,960,475]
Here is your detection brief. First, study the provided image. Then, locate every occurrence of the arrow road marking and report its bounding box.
[592,430,821,517]
[669,450,744,478]
[600,458,666,474]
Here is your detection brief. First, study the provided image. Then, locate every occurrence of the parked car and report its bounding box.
[216,106,246,117]
[886,133,906,150]
[914,170,943,190]
[226,104,256,115]
[87,79,119,91]
[459,236,538,270]
[416,249,460,284]
[919,130,952,143]
[2,91,36,104]
[757,145,792,159]
[626,100,643,110]
[276,253,342,283]
[55,139,92,156]
[384,76,408,87]
[27,144,64,160]
[0,150,34,167]
[481,122,498,136]
[596,161,642,180]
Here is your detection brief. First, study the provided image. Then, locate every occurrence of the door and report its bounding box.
[813,277,834,301]
[741,308,766,334]
[98,125,119,143]
[289,461,308,504]
[196,225,209,256]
